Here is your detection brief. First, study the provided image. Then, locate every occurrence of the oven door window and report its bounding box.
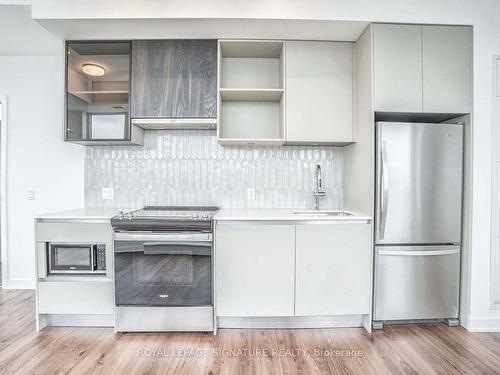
[50,244,93,271]
[114,241,212,307]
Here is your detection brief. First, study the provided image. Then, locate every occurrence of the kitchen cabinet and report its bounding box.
[422,25,472,113]
[218,40,285,145]
[295,223,372,316]
[373,24,423,113]
[65,41,144,145]
[373,24,472,114]
[38,281,114,315]
[130,40,217,120]
[35,218,115,330]
[285,41,354,144]
[216,223,295,316]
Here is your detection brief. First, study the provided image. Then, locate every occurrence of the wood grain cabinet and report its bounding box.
[130,40,217,119]
[373,24,472,114]
[295,223,372,316]
[285,41,354,144]
[216,223,295,317]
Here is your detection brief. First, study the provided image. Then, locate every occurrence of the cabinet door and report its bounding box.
[216,224,295,317]
[130,40,217,118]
[373,24,423,112]
[286,41,353,144]
[422,26,472,113]
[295,223,372,316]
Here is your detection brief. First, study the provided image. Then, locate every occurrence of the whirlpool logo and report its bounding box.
[158,294,169,299]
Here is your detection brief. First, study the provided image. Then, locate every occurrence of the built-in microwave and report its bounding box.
[47,243,106,275]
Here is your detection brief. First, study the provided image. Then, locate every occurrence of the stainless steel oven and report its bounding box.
[114,233,212,307]
[111,206,218,332]
[47,243,106,275]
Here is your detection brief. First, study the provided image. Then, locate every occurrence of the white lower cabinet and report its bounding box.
[215,221,373,319]
[295,223,372,316]
[216,223,295,316]
[38,281,114,315]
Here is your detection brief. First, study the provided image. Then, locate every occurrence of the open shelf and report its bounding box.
[218,40,285,146]
[70,90,129,94]
[219,88,283,101]
[219,40,284,58]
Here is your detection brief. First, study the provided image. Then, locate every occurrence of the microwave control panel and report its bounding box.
[96,244,106,271]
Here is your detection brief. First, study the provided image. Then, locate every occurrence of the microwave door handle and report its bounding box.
[91,245,97,270]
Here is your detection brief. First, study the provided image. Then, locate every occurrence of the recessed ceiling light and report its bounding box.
[82,64,105,76]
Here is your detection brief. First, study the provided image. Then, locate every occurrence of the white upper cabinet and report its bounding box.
[373,24,472,114]
[422,25,472,113]
[285,41,354,144]
[373,24,423,113]
[295,223,372,316]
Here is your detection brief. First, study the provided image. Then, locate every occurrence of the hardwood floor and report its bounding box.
[1,289,500,375]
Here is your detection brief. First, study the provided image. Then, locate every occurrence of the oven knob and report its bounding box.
[202,213,209,219]
[193,213,199,219]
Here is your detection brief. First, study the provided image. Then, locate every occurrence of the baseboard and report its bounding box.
[217,315,366,329]
[463,316,500,332]
[2,278,35,290]
[45,314,114,327]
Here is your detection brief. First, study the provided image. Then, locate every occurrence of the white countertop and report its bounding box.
[36,208,372,222]
[36,208,131,220]
[214,208,372,222]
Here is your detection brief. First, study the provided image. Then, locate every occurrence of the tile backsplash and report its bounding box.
[85,130,344,209]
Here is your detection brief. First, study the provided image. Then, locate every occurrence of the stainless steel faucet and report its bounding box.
[313,164,326,210]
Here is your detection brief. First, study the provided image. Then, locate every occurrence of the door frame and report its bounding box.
[491,57,500,308]
[0,94,7,288]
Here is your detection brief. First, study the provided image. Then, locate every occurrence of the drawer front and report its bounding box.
[36,222,112,243]
[38,281,114,315]
[374,246,460,321]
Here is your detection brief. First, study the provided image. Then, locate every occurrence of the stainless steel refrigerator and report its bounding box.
[373,122,463,325]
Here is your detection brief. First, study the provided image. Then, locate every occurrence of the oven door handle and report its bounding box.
[143,241,212,247]
[143,248,211,256]
[114,232,212,242]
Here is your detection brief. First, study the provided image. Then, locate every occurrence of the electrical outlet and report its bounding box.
[247,188,256,200]
[27,189,35,200]
[102,187,114,200]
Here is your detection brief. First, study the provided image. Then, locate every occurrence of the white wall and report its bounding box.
[0,0,499,330]
[0,6,85,288]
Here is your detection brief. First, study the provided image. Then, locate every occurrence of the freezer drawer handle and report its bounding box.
[378,249,459,256]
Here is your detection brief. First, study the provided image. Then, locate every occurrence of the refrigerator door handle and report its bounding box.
[378,249,460,256]
[379,141,389,240]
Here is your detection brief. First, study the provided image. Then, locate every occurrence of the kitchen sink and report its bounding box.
[292,210,353,216]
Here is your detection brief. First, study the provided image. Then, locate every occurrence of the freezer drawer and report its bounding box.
[374,245,460,321]
[375,122,463,244]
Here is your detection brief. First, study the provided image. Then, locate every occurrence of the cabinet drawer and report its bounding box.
[36,222,111,243]
[38,281,114,315]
